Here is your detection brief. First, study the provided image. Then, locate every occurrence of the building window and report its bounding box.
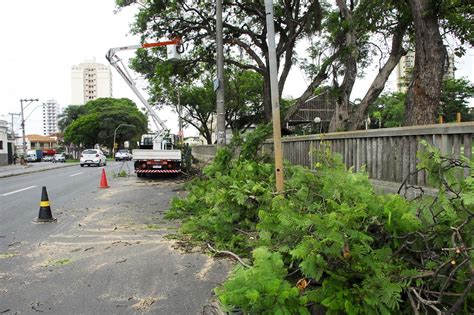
[0,140,3,150]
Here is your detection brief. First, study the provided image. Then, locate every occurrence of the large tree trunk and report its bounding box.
[348,22,407,130]
[329,0,357,132]
[404,0,446,126]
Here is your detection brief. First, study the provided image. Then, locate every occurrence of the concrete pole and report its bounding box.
[20,100,26,157]
[20,99,39,157]
[264,0,285,192]
[215,0,226,146]
[9,113,19,140]
[178,89,184,145]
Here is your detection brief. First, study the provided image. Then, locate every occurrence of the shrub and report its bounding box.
[166,131,473,314]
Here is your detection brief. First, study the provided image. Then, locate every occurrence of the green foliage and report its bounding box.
[368,92,405,128]
[368,77,474,128]
[440,77,474,122]
[63,98,147,148]
[167,128,473,313]
[216,247,310,315]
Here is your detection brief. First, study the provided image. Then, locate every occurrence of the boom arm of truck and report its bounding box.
[105,39,181,142]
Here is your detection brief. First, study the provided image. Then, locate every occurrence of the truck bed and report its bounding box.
[132,149,181,161]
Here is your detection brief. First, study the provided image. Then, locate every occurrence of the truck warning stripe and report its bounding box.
[135,170,181,173]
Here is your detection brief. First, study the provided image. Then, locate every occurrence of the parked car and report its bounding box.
[52,153,66,163]
[42,155,54,162]
[80,149,107,167]
[114,149,132,161]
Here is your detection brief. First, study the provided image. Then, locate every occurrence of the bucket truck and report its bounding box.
[106,40,183,177]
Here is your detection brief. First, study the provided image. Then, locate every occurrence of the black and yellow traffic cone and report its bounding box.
[35,186,56,223]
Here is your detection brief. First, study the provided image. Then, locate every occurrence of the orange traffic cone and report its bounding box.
[99,169,110,188]
[35,186,56,223]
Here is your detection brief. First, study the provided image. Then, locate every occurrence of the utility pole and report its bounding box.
[178,89,184,145]
[264,0,285,193]
[20,98,39,157]
[215,0,226,146]
[8,112,20,140]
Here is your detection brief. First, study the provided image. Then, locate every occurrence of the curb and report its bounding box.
[0,163,79,179]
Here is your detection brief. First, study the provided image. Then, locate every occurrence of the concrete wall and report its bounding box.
[0,120,8,166]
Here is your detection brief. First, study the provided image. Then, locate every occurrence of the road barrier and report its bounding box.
[35,186,56,223]
[99,169,110,188]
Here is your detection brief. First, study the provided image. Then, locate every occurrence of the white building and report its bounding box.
[71,58,112,105]
[0,120,8,165]
[396,50,455,93]
[42,99,61,135]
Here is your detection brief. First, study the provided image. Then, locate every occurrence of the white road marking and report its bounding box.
[69,172,84,177]
[2,185,38,196]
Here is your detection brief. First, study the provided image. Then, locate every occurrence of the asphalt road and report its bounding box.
[0,162,230,314]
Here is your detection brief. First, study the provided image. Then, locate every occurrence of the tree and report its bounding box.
[367,78,473,128]
[285,0,411,131]
[63,98,148,149]
[404,0,446,126]
[117,0,323,122]
[225,70,265,131]
[58,105,87,132]
[156,68,264,144]
[404,0,473,126]
[368,92,405,128]
[439,77,474,122]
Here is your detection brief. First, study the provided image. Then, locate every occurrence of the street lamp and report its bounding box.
[20,98,39,157]
[314,117,322,134]
[113,123,134,156]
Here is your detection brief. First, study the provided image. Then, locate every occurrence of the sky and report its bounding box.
[0,1,472,138]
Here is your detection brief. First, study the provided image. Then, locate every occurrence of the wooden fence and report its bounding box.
[192,122,474,186]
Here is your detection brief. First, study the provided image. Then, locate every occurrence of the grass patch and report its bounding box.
[0,252,18,259]
[45,258,72,267]
[145,224,162,231]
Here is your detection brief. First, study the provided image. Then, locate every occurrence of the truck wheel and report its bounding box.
[137,173,142,178]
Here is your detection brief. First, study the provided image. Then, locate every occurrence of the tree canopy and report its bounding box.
[63,98,148,149]
[116,0,473,131]
[367,78,474,128]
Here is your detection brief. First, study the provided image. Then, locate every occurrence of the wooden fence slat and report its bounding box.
[388,137,395,181]
[409,136,417,185]
[372,138,377,177]
[402,136,410,183]
[367,138,373,178]
[361,138,366,172]
[417,137,426,186]
[463,134,472,178]
[376,138,383,179]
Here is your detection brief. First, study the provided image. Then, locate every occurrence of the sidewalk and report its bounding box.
[0,162,78,179]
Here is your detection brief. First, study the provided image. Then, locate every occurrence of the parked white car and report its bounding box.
[52,153,66,163]
[115,149,132,161]
[80,149,107,167]
[42,155,54,162]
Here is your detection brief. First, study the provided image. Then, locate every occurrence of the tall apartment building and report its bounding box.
[396,50,455,93]
[42,99,61,135]
[71,58,112,105]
